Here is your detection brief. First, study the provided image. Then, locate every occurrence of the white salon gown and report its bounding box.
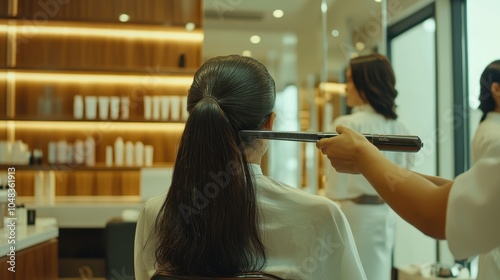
[447,112,500,280]
[325,104,414,280]
[135,163,367,280]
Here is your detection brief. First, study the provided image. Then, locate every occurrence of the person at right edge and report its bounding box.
[324,53,415,280]
[318,60,500,279]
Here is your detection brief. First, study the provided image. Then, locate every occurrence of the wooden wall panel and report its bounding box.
[0,75,6,119]
[16,0,202,27]
[0,239,58,280]
[0,31,6,68]
[16,35,202,70]
[12,170,140,196]
[0,1,7,18]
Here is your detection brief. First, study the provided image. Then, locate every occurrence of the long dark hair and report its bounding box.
[154,55,275,277]
[350,53,398,119]
[479,60,500,122]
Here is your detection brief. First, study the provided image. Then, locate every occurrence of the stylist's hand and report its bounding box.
[316,125,377,174]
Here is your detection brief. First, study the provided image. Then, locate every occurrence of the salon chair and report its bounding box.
[151,272,283,280]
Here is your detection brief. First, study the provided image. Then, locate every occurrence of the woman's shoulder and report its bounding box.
[255,176,342,213]
[141,192,167,216]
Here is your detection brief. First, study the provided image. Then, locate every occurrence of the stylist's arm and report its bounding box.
[317,125,451,239]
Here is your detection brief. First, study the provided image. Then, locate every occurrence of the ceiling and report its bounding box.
[202,0,427,84]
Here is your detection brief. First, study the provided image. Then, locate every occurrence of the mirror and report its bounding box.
[202,0,422,189]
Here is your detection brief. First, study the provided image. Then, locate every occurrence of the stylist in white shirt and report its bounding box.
[317,59,500,280]
[324,54,414,280]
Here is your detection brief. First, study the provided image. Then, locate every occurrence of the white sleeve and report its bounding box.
[446,141,500,260]
[134,202,158,280]
[327,203,368,280]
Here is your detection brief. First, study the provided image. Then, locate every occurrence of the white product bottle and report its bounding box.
[143,96,152,120]
[110,96,120,120]
[181,96,188,121]
[0,181,8,229]
[48,141,57,164]
[44,171,56,205]
[160,96,170,120]
[74,140,85,164]
[144,145,154,167]
[134,141,144,166]
[73,95,84,119]
[85,137,95,166]
[16,205,27,228]
[105,146,113,167]
[114,137,124,166]
[98,96,110,120]
[84,96,97,120]
[125,141,134,166]
[121,96,130,120]
[152,96,161,120]
[56,140,68,164]
[34,171,45,204]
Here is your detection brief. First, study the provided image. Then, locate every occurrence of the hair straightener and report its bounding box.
[239,130,423,152]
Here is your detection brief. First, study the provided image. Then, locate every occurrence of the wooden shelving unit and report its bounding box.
[0,0,203,197]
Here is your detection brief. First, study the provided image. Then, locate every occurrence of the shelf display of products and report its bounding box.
[0,0,203,197]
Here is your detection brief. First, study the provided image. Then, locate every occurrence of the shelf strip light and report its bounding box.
[5,71,193,86]
[0,23,203,42]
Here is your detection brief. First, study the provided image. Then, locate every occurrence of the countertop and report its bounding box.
[18,196,144,228]
[0,217,58,257]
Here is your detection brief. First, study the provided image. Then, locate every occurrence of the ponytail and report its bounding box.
[154,97,266,277]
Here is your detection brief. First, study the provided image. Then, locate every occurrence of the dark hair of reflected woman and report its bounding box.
[479,60,500,122]
[152,55,276,278]
[349,53,399,119]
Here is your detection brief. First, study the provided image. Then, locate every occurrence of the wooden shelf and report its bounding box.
[0,117,187,124]
[0,164,173,171]
[0,66,198,76]
[1,0,201,197]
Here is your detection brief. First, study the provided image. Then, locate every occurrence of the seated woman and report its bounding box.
[134,55,366,280]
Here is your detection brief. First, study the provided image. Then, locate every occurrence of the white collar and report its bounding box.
[249,163,263,175]
[486,111,500,122]
[351,104,375,114]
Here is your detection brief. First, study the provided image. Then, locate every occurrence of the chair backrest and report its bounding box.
[151,272,283,280]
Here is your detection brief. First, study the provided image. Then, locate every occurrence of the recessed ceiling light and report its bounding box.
[321,2,328,12]
[242,50,252,57]
[250,35,261,44]
[375,0,382,2]
[185,22,195,31]
[273,9,284,18]
[355,42,365,51]
[331,29,340,37]
[119,14,130,22]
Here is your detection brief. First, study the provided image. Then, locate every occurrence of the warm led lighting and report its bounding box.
[242,50,252,57]
[273,9,284,18]
[185,22,196,31]
[119,14,130,22]
[331,29,340,37]
[0,24,203,42]
[320,82,345,95]
[6,71,194,86]
[375,0,382,2]
[12,121,186,132]
[250,35,261,44]
[355,42,365,51]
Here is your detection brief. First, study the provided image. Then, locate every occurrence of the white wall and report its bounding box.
[467,0,500,143]
[390,18,438,267]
